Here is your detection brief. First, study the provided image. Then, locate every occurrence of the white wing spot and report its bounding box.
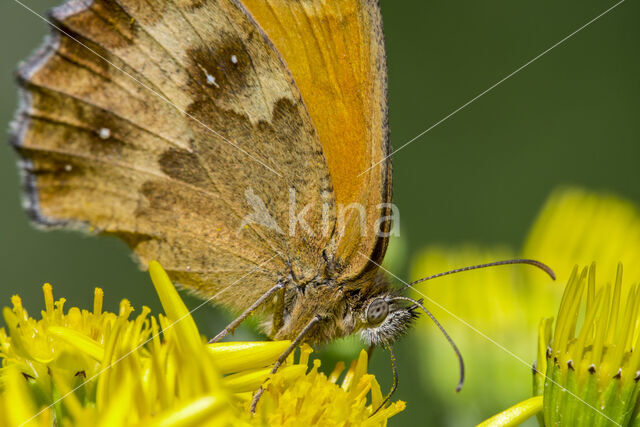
[98,127,111,140]
[231,54,238,64]
[64,164,72,172]
[197,63,220,88]
[206,73,220,88]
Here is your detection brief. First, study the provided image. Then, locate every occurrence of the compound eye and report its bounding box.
[366,298,389,325]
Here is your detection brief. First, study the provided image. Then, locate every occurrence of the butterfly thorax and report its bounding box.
[271,270,419,347]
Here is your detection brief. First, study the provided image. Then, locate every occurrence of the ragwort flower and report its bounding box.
[409,188,640,425]
[480,263,640,426]
[0,261,404,426]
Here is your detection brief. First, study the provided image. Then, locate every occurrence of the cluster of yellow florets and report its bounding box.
[0,262,404,426]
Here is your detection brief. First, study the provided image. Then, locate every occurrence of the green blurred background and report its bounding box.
[1,0,638,425]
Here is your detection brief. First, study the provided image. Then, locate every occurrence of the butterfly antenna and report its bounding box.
[392,296,464,392]
[399,258,555,293]
[371,344,399,417]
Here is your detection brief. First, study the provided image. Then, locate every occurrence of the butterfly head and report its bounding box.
[359,295,420,347]
[355,259,556,395]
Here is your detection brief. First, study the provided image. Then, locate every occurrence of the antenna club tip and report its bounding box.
[541,265,556,281]
[456,372,464,393]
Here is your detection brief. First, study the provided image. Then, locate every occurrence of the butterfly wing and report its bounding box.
[11,0,336,310]
[11,0,390,314]
[240,0,392,280]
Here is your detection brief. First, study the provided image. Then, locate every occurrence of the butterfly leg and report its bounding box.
[370,344,399,416]
[250,314,322,414]
[209,279,286,344]
[270,285,286,336]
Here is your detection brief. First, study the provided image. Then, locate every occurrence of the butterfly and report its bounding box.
[10,0,554,412]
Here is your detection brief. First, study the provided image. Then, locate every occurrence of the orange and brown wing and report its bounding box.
[240,0,392,280]
[10,0,336,311]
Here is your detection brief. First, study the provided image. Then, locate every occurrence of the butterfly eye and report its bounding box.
[366,298,389,325]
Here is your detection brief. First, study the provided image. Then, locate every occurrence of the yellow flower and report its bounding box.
[254,346,405,426]
[409,187,640,425]
[409,247,556,425]
[480,263,640,426]
[524,188,640,287]
[0,261,404,426]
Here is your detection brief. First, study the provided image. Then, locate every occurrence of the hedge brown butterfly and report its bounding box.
[10,0,553,411]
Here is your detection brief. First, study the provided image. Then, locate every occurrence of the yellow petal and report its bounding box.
[369,374,384,410]
[48,326,104,361]
[365,400,406,426]
[97,374,135,427]
[141,396,232,427]
[2,307,54,364]
[2,366,41,426]
[223,365,307,393]
[94,287,104,315]
[342,349,368,392]
[148,261,201,352]
[476,396,543,427]
[42,283,54,315]
[206,341,290,373]
[328,361,346,384]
